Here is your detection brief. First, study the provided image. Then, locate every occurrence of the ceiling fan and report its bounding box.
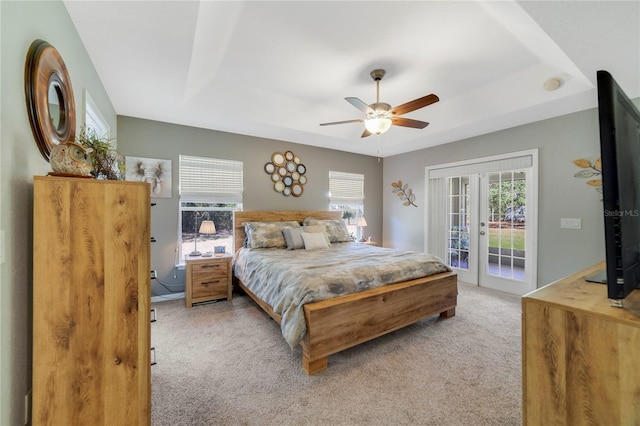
[320,69,439,138]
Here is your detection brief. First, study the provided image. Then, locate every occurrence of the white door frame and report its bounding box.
[425,149,538,295]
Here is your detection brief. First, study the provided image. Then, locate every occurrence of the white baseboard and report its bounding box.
[151,292,185,303]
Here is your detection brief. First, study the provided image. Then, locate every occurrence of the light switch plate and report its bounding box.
[560,218,582,229]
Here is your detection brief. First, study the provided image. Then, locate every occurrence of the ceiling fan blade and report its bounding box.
[391,117,429,129]
[345,97,374,114]
[391,94,439,116]
[319,119,364,126]
[361,128,372,138]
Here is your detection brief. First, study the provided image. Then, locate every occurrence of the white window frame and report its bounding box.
[84,89,110,140]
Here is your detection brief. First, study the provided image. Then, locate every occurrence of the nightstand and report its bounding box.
[185,254,232,307]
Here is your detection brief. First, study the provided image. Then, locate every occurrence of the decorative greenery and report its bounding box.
[572,158,602,194]
[391,180,417,207]
[488,180,526,220]
[75,125,124,180]
[449,225,469,250]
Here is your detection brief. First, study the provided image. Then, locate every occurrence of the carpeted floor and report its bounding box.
[150,282,522,425]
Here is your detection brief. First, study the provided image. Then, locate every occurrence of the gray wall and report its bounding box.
[117,116,383,296]
[1,3,637,423]
[384,106,615,287]
[0,1,117,424]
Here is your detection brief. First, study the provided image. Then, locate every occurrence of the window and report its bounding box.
[329,171,364,239]
[85,90,110,140]
[178,155,243,264]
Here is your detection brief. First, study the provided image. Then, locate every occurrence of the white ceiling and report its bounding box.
[64,0,640,158]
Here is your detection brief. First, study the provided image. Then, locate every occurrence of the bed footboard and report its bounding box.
[300,271,457,374]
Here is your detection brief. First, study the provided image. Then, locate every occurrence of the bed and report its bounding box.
[233,210,458,374]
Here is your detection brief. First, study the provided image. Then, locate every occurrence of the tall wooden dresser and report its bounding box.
[522,262,640,425]
[32,176,151,425]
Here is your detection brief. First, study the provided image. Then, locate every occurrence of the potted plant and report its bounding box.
[75,125,124,180]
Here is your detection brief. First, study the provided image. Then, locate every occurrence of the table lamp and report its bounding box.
[356,216,368,242]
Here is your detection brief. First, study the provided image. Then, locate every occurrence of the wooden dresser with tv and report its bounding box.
[522,261,640,425]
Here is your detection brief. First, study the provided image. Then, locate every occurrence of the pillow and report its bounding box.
[302,225,331,246]
[301,232,330,250]
[244,221,300,248]
[303,218,351,243]
[282,227,304,250]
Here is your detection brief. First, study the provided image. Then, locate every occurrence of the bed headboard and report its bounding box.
[233,210,342,251]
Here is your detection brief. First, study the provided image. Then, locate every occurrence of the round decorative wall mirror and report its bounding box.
[264,150,307,197]
[25,39,76,161]
[48,81,64,131]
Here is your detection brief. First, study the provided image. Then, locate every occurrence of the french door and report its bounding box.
[426,150,538,295]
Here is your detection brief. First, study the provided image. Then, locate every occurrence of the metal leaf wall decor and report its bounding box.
[573,158,602,195]
[391,180,417,207]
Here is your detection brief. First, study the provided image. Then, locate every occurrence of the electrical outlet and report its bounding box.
[150,270,157,279]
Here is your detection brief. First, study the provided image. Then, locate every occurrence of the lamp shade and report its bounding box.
[356,216,368,227]
[199,220,216,234]
[364,117,392,135]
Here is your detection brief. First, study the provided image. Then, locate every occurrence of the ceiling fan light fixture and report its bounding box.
[319,68,439,137]
[365,116,392,135]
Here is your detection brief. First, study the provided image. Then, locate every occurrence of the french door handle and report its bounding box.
[479,231,486,235]
[480,222,486,227]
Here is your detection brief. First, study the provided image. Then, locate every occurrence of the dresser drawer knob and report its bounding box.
[114,358,121,365]
[203,280,220,286]
[202,264,220,269]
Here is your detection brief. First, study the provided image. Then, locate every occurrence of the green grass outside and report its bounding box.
[488,228,525,250]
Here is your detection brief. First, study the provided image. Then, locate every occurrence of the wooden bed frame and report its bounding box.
[233,210,458,374]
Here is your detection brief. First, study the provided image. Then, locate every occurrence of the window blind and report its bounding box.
[179,155,243,203]
[329,171,364,204]
[427,155,533,179]
[425,177,448,261]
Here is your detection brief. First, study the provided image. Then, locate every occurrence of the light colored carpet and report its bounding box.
[150,282,522,425]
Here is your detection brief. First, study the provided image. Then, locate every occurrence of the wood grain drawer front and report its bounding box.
[192,261,228,275]
[192,277,227,298]
[192,263,228,299]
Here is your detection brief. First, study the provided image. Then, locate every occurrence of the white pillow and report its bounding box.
[302,225,331,245]
[301,232,329,250]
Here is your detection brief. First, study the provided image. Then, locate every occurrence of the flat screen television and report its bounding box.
[594,70,640,306]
